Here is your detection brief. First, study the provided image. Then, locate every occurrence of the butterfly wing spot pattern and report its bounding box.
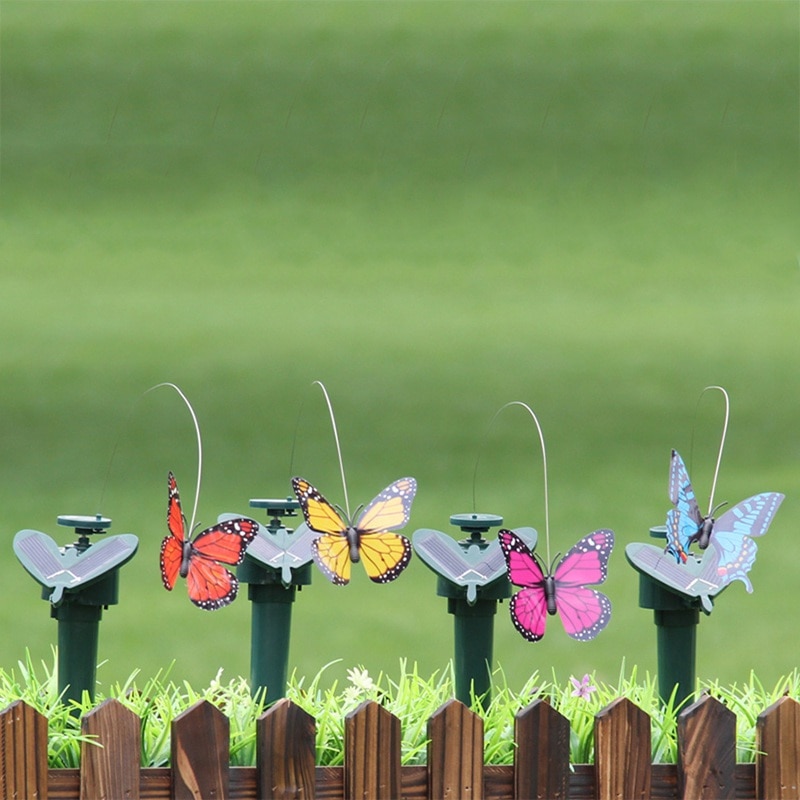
[664,450,784,592]
[499,529,614,642]
[160,472,258,610]
[292,476,415,586]
[666,449,706,563]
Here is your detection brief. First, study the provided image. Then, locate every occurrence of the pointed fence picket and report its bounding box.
[2,694,800,799]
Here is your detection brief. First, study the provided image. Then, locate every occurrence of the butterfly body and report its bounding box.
[499,529,614,641]
[343,517,362,562]
[292,476,415,585]
[696,517,714,550]
[666,450,783,586]
[161,472,258,610]
[178,538,194,579]
[542,573,557,616]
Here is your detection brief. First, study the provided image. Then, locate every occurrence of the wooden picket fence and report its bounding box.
[2,693,800,799]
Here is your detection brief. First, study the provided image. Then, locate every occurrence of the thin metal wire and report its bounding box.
[145,382,203,532]
[696,385,730,515]
[473,400,550,563]
[312,380,350,518]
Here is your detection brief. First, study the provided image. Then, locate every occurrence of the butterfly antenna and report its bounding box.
[313,380,350,518]
[145,383,203,533]
[692,385,730,515]
[476,401,551,564]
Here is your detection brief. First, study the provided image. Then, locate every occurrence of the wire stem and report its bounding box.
[146,382,203,532]
[693,385,730,515]
[474,401,550,562]
[312,381,350,518]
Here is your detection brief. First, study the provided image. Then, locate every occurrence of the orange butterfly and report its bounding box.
[291,476,416,585]
[160,472,258,610]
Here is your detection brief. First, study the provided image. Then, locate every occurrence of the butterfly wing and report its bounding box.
[358,533,412,583]
[191,519,259,565]
[509,588,549,642]
[354,478,416,584]
[553,529,614,587]
[292,477,348,535]
[184,557,239,611]
[552,530,614,640]
[292,477,352,585]
[554,586,612,641]
[666,450,704,563]
[499,529,549,641]
[709,492,784,592]
[177,519,257,610]
[312,534,352,585]
[357,478,417,533]
[161,472,186,591]
[499,529,546,587]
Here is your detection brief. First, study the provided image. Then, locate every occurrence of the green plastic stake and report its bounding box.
[233,499,313,704]
[13,515,138,707]
[414,513,518,709]
[631,526,700,707]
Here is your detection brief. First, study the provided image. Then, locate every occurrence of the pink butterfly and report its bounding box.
[498,528,614,641]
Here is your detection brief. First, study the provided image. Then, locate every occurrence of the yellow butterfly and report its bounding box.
[291,476,416,585]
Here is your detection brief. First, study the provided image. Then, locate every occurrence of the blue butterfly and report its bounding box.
[665,449,783,592]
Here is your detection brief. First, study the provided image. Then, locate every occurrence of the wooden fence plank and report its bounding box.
[514,698,570,799]
[171,699,229,799]
[677,694,736,799]
[0,700,48,800]
[594,697,651,800]
[427,699,483,800]
[257,698,316,800]
[756,695,800,800]
[344,701,401,800]
[80,698,141,800]
[0,697,773,800]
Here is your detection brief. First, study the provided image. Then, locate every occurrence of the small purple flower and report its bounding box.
[570,674,597,700]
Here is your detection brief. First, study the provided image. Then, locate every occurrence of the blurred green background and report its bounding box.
[1,1,797,695]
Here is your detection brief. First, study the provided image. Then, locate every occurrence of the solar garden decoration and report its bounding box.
[413,513,536,707]
[626,386,784,705]
[492,403,614,647]
[222,380,416,701]
[415,400,614,707]
[13,515,138,705]
[149,386,319,698]
[9,380,783,716]
[221,496,316,704]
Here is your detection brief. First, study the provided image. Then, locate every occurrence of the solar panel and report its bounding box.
[219,514,316,586]
[625,541,721,613]
[13,529,139,606]
[413,527,537,605]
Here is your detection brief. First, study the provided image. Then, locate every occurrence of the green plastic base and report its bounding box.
[248,583,297,704]
[53,601,103,706]
[448,597,497,708]
[637,568,699,707]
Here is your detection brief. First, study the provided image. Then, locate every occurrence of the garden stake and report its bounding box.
[627,389,783,708]
[13,515,138,707]
[414,513,521,709]
[631,526,699,707]
[231,498,314,704]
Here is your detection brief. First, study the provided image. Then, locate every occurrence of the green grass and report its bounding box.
[0,1,797,695]
[4,653,799,766]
